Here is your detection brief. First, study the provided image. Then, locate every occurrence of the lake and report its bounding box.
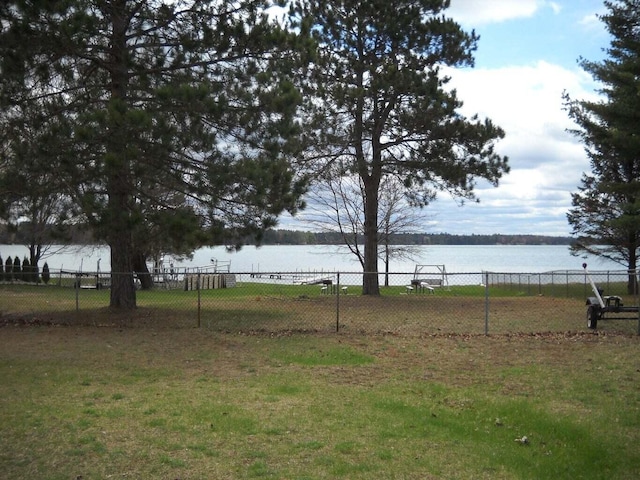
[0,244,623,274]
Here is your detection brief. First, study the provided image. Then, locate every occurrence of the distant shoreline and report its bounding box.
[0,231,575,247]
[255,231,575,246]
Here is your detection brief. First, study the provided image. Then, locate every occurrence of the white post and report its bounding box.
[583,263,605,308]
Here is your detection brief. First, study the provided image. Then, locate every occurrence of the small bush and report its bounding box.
[22,257,31,283]
[42,262,50,284]
[5,256,13,281]
[13,256,21,281]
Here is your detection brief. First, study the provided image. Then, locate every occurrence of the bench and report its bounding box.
[410,278,442,294]
[321,279,337,294]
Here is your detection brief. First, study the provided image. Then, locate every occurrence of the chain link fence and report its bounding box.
[1,269,639,335]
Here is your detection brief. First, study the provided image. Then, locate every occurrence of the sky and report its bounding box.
[286,0,612,237]
[425,0,611,236]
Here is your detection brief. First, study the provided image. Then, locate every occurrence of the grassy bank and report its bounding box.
[1,326,638,479]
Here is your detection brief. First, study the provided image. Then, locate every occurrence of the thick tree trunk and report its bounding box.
[107,165,136,307]
[109,225,136,308]
[133,251,154,290]
[362,176,380,296]
[107,0,136,309]
[28,243,41,283]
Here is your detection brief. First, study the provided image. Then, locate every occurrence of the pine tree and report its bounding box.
[291,0,508,295]
[22,257,31,283]
[0,0,306,308]
[4,256,12,282]
[565,0,640,293]
[13,256,20,281]
[42,262,50,285]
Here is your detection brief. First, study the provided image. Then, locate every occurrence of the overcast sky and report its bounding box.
[287,0,612,237]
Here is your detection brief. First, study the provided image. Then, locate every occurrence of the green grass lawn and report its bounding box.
[1,326,638,479]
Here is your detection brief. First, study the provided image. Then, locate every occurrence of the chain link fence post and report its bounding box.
[484,271,490,335]
[197,270,201,328]
[335,272,341,332]
[75,274,80,313]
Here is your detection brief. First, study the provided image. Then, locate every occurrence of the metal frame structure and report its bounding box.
[583,263,640,332]
[413,264,449,290]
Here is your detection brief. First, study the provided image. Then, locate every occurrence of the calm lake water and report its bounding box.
[0,244,623,273]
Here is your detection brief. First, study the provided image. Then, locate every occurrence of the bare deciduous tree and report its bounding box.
[302,168,425,284]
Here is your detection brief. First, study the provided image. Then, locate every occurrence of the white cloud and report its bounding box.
[445,60,597,125]
[429,60,601,235]
[579,9,606,30]
[549,2,562,15]
[447,0,558,25]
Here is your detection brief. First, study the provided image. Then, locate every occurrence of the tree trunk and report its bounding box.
[384,243,390,287]
[362,176,380,295]
[133,251,154,290]
[107,0,136,309]
[109,220,136,308]
[627,244,638,294]
[28,243,41,283]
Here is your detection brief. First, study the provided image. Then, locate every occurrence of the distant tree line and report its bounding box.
[0,223,96,246]
[259,230,573,246]
[0,223,572,247]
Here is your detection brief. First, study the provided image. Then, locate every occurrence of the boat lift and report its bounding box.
[583,263,640,331]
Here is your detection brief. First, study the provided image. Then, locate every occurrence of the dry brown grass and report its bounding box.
[4,292,637,336]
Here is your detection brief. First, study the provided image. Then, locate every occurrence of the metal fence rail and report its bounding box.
[1,270,639,335]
